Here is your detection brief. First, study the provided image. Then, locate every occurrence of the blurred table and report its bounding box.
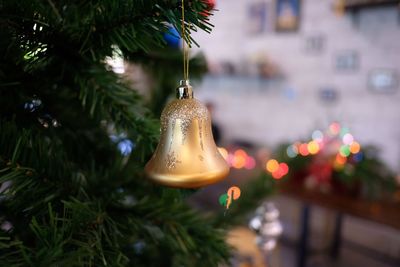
[280,183,400,267]
[226,227,267,267]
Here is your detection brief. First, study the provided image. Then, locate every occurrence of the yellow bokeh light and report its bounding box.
[350,142,360,154]
[307,141,320,155]
[266,159,279,173]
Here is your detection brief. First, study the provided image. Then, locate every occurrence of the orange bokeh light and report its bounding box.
[232,154,246,169]
[234,149,247,158]
[335,154,347,165]
[350,142,360,154]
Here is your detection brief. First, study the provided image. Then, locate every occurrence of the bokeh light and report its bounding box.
[299,143,309,156]
[307,141,320,155]
[329,122,341,135]
[223,148,259,170]
[235,149,248,158]
[334,154,347,170]
[286,145,298,158]
[339,145,351,157]
[353,152,363,162]
[272,170,284,179]
[312,130,324,142]
[269,161,289,179]
[245,156,256,170]
[266,159,279,173]
[227,153,234,165]
[117,139,134,156]
[350,141,361,154]
[336,154,347,165]
[342,133,354,145]
[232,151,247,169]
[279,163,289,176]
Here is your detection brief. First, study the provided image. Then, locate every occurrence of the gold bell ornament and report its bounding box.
[145,80,229,188]
[145,0,229,187]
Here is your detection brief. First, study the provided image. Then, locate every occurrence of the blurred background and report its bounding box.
[123,0,400,266]
[191,0,400,171]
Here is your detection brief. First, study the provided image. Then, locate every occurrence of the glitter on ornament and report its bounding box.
[166,152,181,170]
[161,99,209,144]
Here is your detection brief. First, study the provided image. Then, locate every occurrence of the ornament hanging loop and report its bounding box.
[177,80,193,99]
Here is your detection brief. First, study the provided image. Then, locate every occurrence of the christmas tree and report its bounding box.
[0,1,230,266]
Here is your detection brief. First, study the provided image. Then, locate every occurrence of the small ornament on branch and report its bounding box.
[249,202,283,252]
[219,186,241,212]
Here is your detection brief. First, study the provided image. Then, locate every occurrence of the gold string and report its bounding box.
[181,0,189,80]
[186,24,189,79]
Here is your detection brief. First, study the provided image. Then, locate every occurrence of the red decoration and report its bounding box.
[200,0,216,17]
[309,160,332,184]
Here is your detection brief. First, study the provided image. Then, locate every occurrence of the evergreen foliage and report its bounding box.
[0,1,230,266]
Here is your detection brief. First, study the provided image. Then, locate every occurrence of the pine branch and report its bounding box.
[75,64,160,160]
[0,1,230,266]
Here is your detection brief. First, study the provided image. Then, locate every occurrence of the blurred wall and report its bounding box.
[192,0,400,171]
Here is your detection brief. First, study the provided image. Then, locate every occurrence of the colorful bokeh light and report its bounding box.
[299,143,309,156]
[353,152,363,162]
[312,130,324,142]
[266,159,279,173]
[266,160,289,180]
[350,141,360,154]
[224,148,259,170]
[245,156,256,170]
[342,133,354,145]
[307,141,320,155]
[279,162,289,175]
[272,170,284,179]
[329,122,341,135]
[286,145,298,158]
[339,145,351,157]
[335,154,347,165]
[235,149,247,158]
[231,149,247,169]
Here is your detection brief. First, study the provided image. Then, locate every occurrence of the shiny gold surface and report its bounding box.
[145,82,229,188]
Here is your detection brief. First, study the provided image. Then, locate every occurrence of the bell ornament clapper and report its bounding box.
[145,80,229,188]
